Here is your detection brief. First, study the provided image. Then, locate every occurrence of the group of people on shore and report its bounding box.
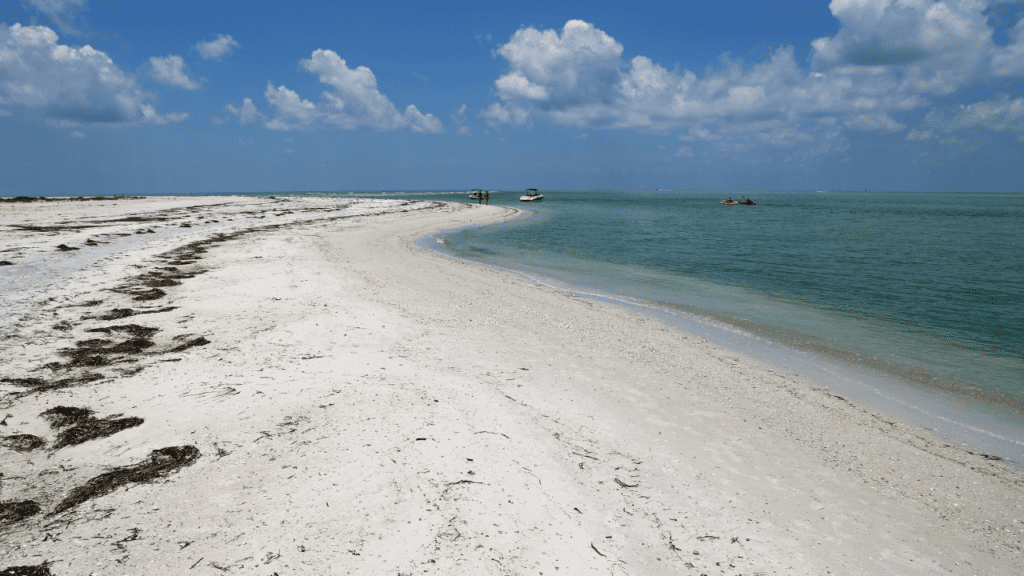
[476,191,490,205]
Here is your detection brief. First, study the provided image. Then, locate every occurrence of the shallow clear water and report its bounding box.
[415,190,1024,410]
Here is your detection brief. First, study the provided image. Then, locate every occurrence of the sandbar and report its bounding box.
[1,196,1021,575]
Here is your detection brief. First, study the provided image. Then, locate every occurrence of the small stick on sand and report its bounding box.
[668,533,684,561]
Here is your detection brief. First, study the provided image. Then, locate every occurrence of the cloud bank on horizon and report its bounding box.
[0,0,1022,191]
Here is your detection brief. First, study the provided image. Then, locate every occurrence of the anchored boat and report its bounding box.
[520,189,544,202]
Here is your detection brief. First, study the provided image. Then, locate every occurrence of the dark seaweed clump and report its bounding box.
[0,501,41,527]
[104,338,154,354]
[1,373,104,393]
[125,288,166,302]
[58,335,155,367]
[138,275,179,288]
[152,267,204,281]
[60,353,107,367]
[2,378,47,389]
[116,266,205,293]
[156,241,210,267]
[40,406,93,428]
[109,265,204,300]
[0,435,45,452]
[104,216,166,223]
[0,195,139,203]
[41,406,144,450]
[105,255,209,297]
[53,446,200,514]
[169,336,210,353]
[0,564,52,576]
[53,416,143,450]
[97,308,134,321]
[0,261,13,266]
[85,324,159,339]
[55,244,78,252]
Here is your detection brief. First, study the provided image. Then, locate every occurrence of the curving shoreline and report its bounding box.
[1,197,1022,575]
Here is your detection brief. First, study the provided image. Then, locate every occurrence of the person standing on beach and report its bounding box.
[485,191,490,205]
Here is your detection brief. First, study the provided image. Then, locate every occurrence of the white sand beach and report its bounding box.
[1,196,1022,575]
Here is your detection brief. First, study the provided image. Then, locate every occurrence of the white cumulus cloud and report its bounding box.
[495,73,550,100]
[991,17,1024,76]
[149,55,201,90]
[225,97,265,124]
[481,102,530,126]
[497,19,623,91]
[923,94,1024,133]
[263,83,318,130]
[487,19,935,132]
[811,0,994,96]
[195,35,239,60]
[260,49,442,133]
[0,24,187,124]
[486,8,1022,157]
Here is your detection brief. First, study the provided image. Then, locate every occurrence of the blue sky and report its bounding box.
[1,0,1022,194]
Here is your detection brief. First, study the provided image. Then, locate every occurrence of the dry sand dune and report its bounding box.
[0,196,1021,575]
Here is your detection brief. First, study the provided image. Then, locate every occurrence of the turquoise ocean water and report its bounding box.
[343,189,1023,463]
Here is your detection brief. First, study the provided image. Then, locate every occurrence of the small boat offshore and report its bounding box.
[520,189,544,202]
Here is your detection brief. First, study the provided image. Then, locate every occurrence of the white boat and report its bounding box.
[520,189,544,202]
[469,189,483,199]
